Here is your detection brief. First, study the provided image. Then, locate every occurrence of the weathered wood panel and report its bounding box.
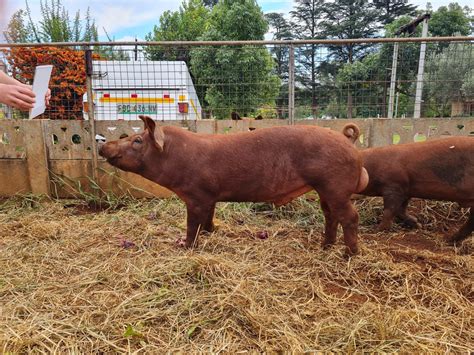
[0,160,31,196]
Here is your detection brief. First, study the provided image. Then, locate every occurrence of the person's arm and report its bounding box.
[0,71,25,86]
[0,71,36,110]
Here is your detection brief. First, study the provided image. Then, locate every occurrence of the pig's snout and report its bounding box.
[98,142,122,164]
[97,141,105,154]
[98,142,115,159]
[98,142,108,158]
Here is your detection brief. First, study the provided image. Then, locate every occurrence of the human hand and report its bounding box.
[45,88,51,106]
[0,83,36,110]
[19,83,50,106]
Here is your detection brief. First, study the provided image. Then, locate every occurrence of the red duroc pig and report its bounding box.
[99,116,369,254]
[360,137,474,244]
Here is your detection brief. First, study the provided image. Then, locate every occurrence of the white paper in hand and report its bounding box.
[29,65,53,119]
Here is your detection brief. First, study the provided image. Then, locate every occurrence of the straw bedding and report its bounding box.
[0,196,472,352]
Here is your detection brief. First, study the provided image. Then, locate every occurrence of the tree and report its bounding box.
[461,69,474,100]
[4,10,30,43]
[144,0,209,63]
[429,3,472,37]
[265,12,292,118]
[6,0,98,43]
[373,0,418,25]
[190,0,280,118]
[290,0,326,117]
[322,0,381,64]
[265,13,292,80]
[335,53,384,118]
[321,0,382,118]
[424,42,474,116]
[6,0,126,60]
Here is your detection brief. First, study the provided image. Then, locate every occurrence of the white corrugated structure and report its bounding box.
[83,61,202,121]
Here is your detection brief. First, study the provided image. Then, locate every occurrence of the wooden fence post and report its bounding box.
[23,120,51,196]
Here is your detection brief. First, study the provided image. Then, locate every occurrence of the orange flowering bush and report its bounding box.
[4,46,99,119]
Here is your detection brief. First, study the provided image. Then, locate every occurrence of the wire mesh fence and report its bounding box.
[0,37,473,121]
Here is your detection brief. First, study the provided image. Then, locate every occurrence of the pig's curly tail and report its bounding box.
[342,123,360,144]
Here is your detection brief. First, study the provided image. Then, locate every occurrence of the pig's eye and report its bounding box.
[133,137,142,144]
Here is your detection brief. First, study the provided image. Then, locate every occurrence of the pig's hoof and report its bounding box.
[345,245,359,257]
[445,234,464,246]
[401,217,421,229]
[175,238,191,248]
[321,240,335,250]
[202,224,216,234]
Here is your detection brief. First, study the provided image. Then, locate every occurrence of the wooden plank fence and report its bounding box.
[0,118,473,198]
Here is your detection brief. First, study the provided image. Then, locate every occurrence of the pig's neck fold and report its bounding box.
[140,129,196,191]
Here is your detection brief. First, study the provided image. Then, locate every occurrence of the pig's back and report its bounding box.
[170,125,363,202]
[362,137,474,203]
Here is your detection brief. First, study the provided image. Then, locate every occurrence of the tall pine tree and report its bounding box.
[374,0,418,25]
[265,12,293,118]
[322,0,381,64]
[321,0,382,118]
[290,0,326,117]
[265,13,292,81]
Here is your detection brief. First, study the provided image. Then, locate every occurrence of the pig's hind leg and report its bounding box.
[202,203,216,233]
[446,207,474,244]
[319,191,359,255]
[320,198,339,250]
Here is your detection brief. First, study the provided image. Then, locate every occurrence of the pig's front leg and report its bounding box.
[396,198,421,229]
[176,202,215,248]
[202,203,216,233]
[378,190,407,231]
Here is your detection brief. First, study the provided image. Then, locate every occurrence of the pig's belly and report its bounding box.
[219,184,313,205]
[410,182,474,206]
[269,186,313,206]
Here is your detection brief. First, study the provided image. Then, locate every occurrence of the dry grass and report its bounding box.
[0,195,472,353]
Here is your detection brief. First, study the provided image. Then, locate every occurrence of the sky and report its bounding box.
[1,0,472,42]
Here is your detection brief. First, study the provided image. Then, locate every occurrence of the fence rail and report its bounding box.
[1,36,473,47]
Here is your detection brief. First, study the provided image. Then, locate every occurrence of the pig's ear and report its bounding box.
[139,115,165,151]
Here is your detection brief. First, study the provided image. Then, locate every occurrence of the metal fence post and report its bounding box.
[85,48,99,183]
[414,18,429,118]
[387,42,399,119]
[288,44,295,125]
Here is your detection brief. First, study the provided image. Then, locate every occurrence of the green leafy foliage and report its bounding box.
[6,0,98,43]
[429,3,472,37]
[144,0,210,63]
[190,0,280,118]
[424,42,474,116]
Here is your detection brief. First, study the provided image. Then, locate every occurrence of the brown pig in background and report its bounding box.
[360,137,474,244]
[99,116,368,254]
